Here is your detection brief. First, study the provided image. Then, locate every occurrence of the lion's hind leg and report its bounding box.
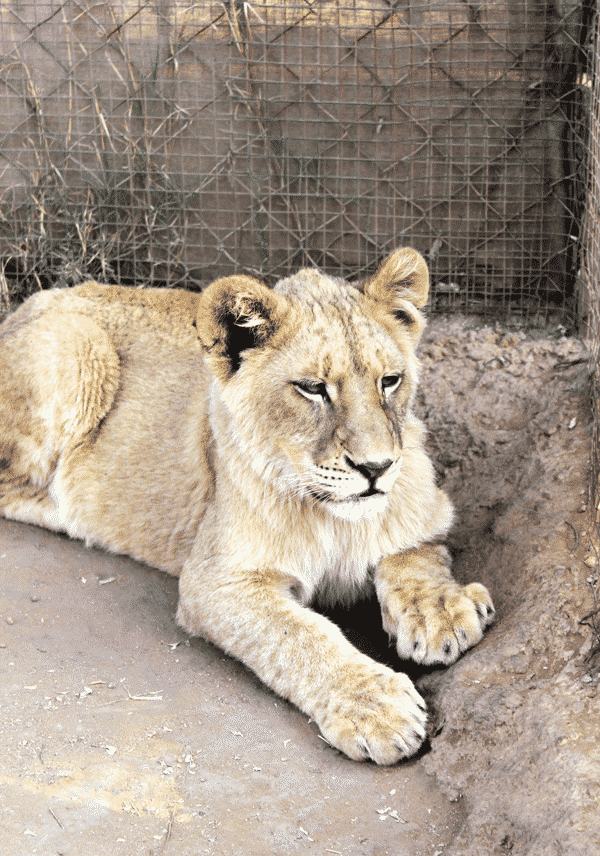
[0,310,120,529]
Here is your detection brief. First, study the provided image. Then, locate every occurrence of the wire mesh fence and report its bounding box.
[579,4,600,662]
[0,0,592,322]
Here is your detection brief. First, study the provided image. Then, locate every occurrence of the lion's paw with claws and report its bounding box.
[316,660,428,764]
[376,545,495,665]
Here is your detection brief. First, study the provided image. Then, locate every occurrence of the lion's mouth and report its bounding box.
[336,487,385,504]
[308,486,384,505]
[357,486,384,499]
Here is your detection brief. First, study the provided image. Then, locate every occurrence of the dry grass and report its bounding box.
[0,167,195,313]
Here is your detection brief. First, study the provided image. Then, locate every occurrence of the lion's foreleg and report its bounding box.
[375,543,495,665]
[177,564,427,765]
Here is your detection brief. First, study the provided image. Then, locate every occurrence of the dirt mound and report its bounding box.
[416,317,599,855]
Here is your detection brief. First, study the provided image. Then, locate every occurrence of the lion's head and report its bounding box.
[196,248,429,522]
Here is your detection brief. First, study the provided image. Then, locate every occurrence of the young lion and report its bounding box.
[0,248,494,764]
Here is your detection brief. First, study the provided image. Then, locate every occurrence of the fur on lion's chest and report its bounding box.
[210,453,450,610]
[310,550,378,608]
[228,506,384,606]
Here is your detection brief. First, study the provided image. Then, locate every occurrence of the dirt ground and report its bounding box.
[1,316,599,855]
[417,318,600,855]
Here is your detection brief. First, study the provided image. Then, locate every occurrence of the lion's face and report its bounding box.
[196,249,429,522]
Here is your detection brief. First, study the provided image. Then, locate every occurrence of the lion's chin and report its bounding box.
[327,493,389,522]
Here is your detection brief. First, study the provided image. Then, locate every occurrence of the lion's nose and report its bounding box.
[345,456,393,481]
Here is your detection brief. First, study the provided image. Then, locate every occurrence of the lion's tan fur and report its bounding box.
[0,248,494,763]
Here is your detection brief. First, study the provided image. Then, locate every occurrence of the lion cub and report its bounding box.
[0,248,494,763]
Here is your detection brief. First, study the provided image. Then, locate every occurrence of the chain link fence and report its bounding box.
[0,0,593,323]
[580,4,600,664]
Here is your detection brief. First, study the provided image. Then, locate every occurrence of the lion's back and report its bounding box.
[1,282,202,355]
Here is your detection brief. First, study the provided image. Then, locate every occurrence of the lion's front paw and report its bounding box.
[383,578,495,666]
[316,663,427,765]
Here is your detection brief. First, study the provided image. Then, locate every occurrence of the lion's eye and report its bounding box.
[294,380,330,402]
[381,373,403,394]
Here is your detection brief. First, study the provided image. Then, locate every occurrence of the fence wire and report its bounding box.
[580,3,600,663]
[0,0,593,323]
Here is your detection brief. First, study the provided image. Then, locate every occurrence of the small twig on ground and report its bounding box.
[565,520,579,552]
[48,807,64,829]
[580,606,600,628]
[123,686,163,701]
[151,808,174,853]
[101,686,163,706]
[164,808,174,846]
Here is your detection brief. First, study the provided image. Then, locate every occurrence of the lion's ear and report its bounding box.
[363,248,429,309]
[362,248,428,344]
[196,275,288,378]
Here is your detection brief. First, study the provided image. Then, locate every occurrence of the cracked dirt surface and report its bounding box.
[1,315,598,855]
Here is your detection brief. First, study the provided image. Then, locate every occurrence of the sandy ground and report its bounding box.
[0,518,464,856]
[1,314,598,855]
